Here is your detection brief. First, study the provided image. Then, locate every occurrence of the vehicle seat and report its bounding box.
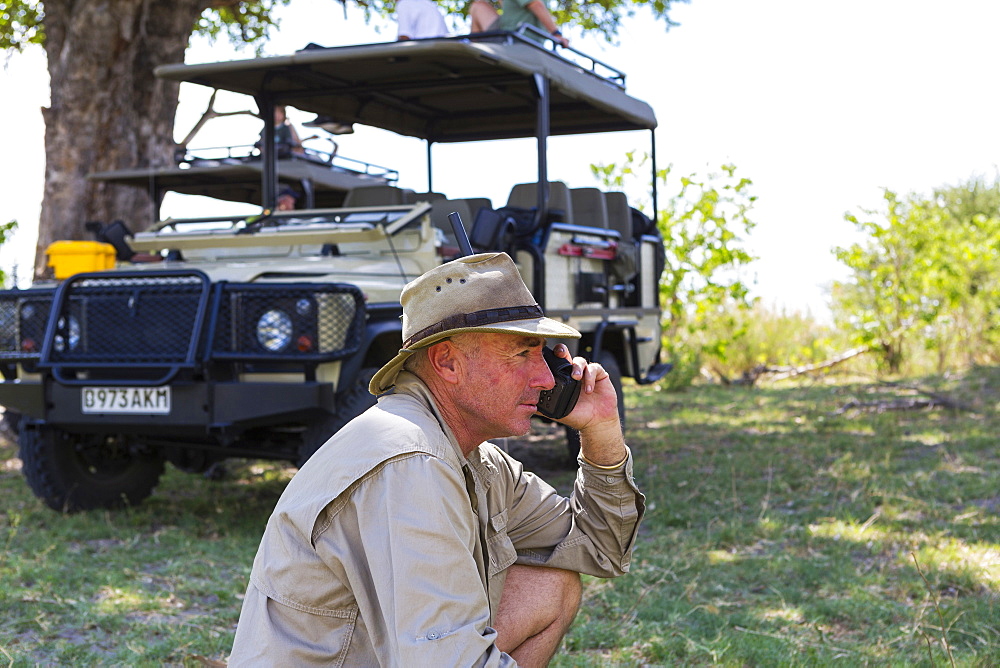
[469,207,516,252]
[406,191,446,203]
[570,188,610,230]
[342,185,414,208]
[457,197,493,220]
[506,181,573,226]
[604,191,640,289]
[429,199,473,256]
[603,191,632,239]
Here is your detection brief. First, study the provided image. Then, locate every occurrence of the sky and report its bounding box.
[2,0,1000,321]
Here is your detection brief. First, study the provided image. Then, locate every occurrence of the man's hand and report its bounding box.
[548,344,627,467]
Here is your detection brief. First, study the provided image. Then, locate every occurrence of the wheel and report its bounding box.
[19,424,164,512]
[565,351,626,460]
[297,367,378,467]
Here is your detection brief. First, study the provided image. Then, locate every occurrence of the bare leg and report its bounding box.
[470,0,499,33]
[493,564,582,667]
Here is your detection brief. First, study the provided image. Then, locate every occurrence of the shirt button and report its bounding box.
[427,632,439,640]
[606,475,616,484]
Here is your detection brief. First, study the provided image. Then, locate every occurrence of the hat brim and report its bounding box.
[368,316,581,395]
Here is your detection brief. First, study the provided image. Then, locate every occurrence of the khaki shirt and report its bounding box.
[229,372,644,666]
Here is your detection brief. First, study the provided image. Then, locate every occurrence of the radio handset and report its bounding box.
[536,346,582,420]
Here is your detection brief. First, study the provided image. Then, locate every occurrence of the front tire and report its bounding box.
[19,424,164,512]
[297,367,378,467]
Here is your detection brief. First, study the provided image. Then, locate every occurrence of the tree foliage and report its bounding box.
[593,154,758,386]
[194,0,291,54]
[1,0,293,53]
[0,0,44,51]
[0,220,18,287]
[832,176,1000,374]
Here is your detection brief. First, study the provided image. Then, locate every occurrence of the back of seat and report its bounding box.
[603,190,639,289]
[603,191,632,240]
[570,188,609,230]
[342,185,413,208]
[429,199,473,256]
[506,181,573,225]
[406,191,446,203]
[458,197,492,221]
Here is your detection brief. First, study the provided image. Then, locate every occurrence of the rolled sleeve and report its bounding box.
[490,446,644,577]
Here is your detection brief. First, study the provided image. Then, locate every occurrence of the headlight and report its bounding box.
[256,309,293,352]
[54,314,81,353]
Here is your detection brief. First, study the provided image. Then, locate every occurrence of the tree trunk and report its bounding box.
[35,0,208,277]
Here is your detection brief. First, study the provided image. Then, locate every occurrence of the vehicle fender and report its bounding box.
[336,307,402,391]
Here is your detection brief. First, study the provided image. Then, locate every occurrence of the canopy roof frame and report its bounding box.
[153,34,659,219]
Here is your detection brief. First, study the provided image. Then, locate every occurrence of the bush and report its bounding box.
[668,301,857,385]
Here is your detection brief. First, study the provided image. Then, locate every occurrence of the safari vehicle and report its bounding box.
[0,29,669,512]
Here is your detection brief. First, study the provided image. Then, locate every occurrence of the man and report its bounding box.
[229,252,644,666]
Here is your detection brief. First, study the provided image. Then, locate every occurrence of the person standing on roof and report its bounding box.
[470,0,569,47]
[469,0,501,32]
[397,0,449,40]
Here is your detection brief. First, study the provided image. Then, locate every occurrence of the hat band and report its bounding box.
[403,304,544,349]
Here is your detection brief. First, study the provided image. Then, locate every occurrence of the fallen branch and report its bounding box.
[877,379,975,412]
[832,398,949,415]
[711,345,872,386]
[764,345,872,381]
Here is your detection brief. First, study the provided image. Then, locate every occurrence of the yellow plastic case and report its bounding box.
[46,241,116,279]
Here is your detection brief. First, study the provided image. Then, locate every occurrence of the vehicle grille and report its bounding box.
[0,289,57,370]
[47,273,210,366]
[211,283,365,361]
[0,273,366,372]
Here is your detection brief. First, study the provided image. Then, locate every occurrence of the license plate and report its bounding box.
[81,386,171,415]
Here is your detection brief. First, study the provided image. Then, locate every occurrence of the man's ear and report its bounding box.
[426,340,462,385]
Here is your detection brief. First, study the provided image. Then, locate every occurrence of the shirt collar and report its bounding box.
[393,371,501,483]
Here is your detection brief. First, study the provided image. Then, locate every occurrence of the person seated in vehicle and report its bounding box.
[256,105,304,159]
[276,186,299,212]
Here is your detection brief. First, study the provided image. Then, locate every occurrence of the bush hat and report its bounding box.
[369,252,580,395]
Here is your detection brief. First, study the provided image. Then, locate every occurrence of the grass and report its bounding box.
[1,367,999,666]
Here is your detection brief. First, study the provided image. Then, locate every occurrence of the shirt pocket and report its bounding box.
[486,508,517,578]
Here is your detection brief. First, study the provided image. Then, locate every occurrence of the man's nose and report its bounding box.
[532,353,556,391]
